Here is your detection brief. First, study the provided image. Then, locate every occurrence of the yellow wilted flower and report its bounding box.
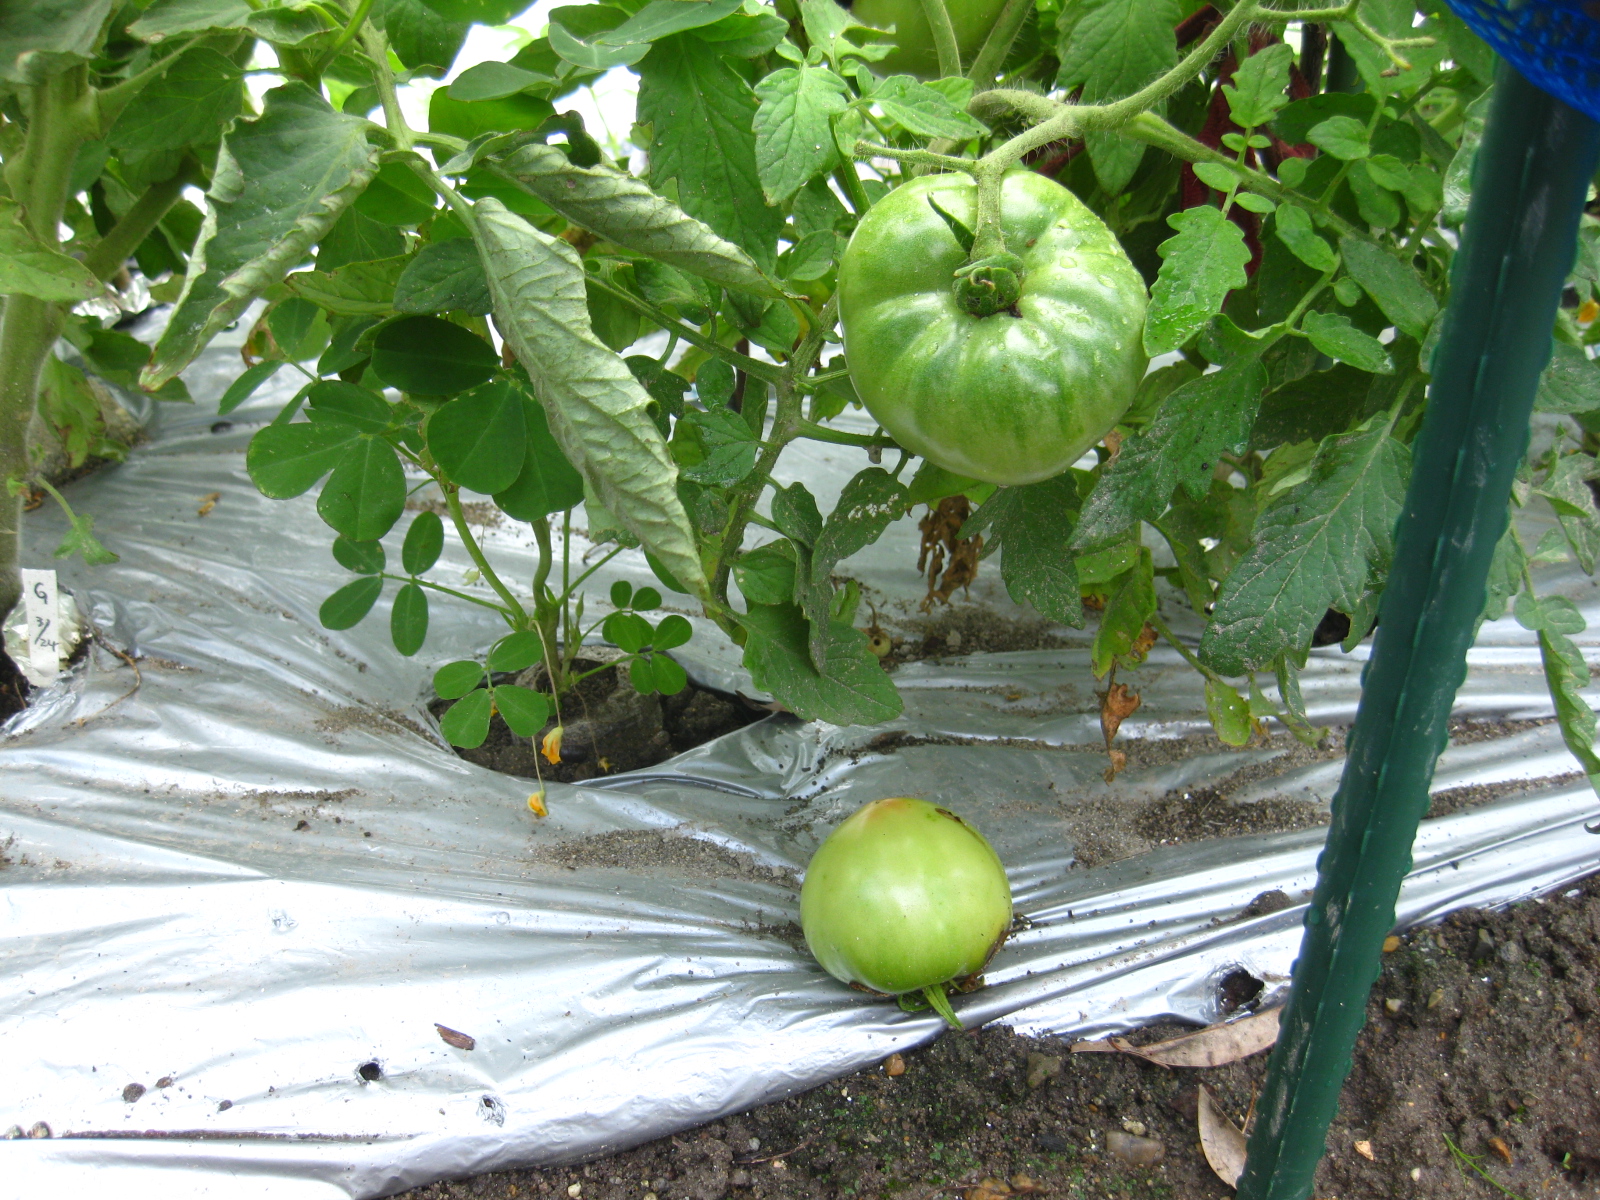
[527,791,547,818]
[541,725,563,764]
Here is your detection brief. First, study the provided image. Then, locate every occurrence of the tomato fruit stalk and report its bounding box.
[800,797,1013,1029]
[837,171,1148,486]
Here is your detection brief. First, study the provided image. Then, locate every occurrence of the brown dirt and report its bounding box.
[430,654,765,784]
[398,870,1600,1200]
[0,648,29,724]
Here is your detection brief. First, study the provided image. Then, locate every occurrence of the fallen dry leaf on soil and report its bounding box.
[197,492,220,517]
[1071,1006,1280,1068]
[434,1024,476,1051]
[1197,1084,1249,1188]
[1354,1138,1375,1161]
[1488,1135,1513,1164]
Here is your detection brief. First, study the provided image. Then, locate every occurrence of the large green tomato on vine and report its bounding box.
[837,171,1148,486]
[849,0,1009,78]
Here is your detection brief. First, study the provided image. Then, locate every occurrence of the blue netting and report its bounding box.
[1443,0,1600,123]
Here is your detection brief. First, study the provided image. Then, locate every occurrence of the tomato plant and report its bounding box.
[800,797,1012,1027]
[5,0,1600,808]
[838,170,1146,484]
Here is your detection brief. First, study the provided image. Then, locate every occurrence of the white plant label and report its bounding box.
[20,568,61,681]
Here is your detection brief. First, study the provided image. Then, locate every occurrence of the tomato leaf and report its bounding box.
[964,473,1085,628]
[1202,419,1409,675]
[753,64,848,206]
[802,468,907,665]
[1075,360,1268,549]
[316,209,406,272]
[1272,204,1336,273]
[354,161,439,226]
[374,0,470,77]
[680,406,759,486]
[1090,547,1155,677]
[395,238,493,315]
[289,257,406,315]
[145,84,381,389]
[107,47,242,153]
[473,198,707,596]
[734,541,799,605]
[873,76,988,141]
[1146,206,1252,357]
[636,33,783,273]
[491,143,778,298]
[126,0,253,43]
[1222,43,1293,130]
[1301,311,1393,374]
[1056,0,1186,192]
[1337,236,1438,340]
[1205,677,1253,746]
[1533,453,1600,573]
[740,602,902,725]
[1535,342,1600,415]
[1539,628,1600,778]
[0,198,103,301]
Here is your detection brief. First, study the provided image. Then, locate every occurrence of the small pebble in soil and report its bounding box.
[218,1100,232,1112]
[567,1184,581,1198]
[155,1076,173,1088]
[1353,1139,1375,1160]
[1121,1118,1147,1136]
[885,1053,906,1077]
[2,1127,22,1139]
[1383,997,1403,1014]
[1105,1130,1164,1166]
[122,1082,145,1103]
[27,1122,51,1139]
[1025,1051,1061,1089]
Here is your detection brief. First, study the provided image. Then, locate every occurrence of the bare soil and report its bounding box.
[429,654,765,784]
[399,869,1600,1200]
[0,648,28,724]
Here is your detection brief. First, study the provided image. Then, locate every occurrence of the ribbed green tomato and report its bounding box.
[800,797,1012,997]
[837,172,1148,486]
[849,0,1009,78]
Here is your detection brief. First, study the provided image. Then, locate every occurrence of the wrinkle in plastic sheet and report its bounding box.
[4,336,1600,1198]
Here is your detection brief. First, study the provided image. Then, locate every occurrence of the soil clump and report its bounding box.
[401,871,1600,1200]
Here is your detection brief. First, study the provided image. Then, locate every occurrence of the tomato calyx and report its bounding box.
[953,251,1026,317]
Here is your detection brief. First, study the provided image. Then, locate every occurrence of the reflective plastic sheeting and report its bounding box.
[3,332,1598,1198]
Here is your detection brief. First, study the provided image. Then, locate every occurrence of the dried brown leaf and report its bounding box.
[1070,1007,1280,1068]
[917,497,982,608]
[1099,682,1142,746]
[435,1023,476,1051]
[1197,1084,1249,1188]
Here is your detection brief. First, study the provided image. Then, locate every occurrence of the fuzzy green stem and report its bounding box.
[361,25,413,151]
[710,294,838,607]
[319,0,376,70]
[916,0,962,79]
[0,68,97,619]
[794,420,900,450]
[832,164,873,215]
[82,158,197,281]
[852,141,977,175]
[967,0,1032,84]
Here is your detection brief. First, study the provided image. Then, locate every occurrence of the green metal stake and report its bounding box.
[1236,64,1600,1200]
